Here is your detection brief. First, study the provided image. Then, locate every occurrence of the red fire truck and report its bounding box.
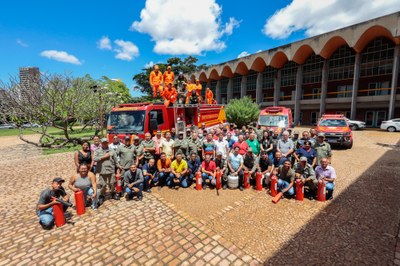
[106,102,227,140]
[257,106,294,132]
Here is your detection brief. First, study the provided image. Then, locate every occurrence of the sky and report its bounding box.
[1,0,399,97]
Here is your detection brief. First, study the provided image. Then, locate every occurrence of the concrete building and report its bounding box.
[19,67,40,87]
[191,12,400,127]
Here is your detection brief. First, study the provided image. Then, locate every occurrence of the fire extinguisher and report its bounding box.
[317,179,326,202]
[255,172,263,191]
[295,179,304,201]
[243,170,250,189]
[215,170,222,190]
[75,190,85,215]
[115,173,122,193]
[270,175,278,197]
[196,171,202,190]
[52,202,65,227]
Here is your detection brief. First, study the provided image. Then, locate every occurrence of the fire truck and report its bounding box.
[257,106,294,132]
[106,102,227,140]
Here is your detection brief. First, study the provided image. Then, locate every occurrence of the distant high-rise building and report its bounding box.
[19,67,40,87]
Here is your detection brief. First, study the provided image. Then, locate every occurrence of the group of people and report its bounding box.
[149,65,216,106]
[37,122,337,229]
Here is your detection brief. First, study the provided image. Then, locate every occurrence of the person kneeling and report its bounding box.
[201,154,216,189]
[69,163,98,210]
[170,153,189,188]
[37,177,70,229]
[294,156,317,199]
[124,164,144,201]
[275,160,295,197]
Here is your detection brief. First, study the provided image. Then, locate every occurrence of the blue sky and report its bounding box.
[1,0,398,96]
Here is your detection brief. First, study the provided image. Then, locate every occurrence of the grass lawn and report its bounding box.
[0,127,61,137]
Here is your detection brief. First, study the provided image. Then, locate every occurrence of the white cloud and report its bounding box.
[263,0,400,39]
[144,61,155,68]
[16,39,28,47]
[113,40,139,61]
[40,50,82,65]
[131,0,240,55]
[237,51,250,58]
[97,36,112,50]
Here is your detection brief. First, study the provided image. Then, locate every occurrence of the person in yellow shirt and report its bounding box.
[206,87,215,104]
[163,66,175,87]
[170,153,189,188]
[194,79,202,101]
[149,65,163,98]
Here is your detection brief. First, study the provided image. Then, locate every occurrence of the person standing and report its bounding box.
[163,66,175,87]
[246,133,261,156]
[74,141,93,172]
[150,65,163,98]
[277,131,294,161]
[94,138,121,201]
[215,132,230,159]
[160,131,175,159]
[314,133,332,166]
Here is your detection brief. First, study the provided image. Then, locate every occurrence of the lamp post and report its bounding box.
[91,85,104,137]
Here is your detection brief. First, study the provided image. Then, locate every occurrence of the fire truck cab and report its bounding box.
[257,106,294,132]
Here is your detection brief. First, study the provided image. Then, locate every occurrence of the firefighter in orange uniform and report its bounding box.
[206,87,214,104]
[163,66,175,87]
[162,83,178,107]
[149,65,163,98]
[194,79,202,101]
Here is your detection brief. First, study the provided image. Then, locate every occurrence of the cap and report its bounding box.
[268,128,274,132]
[100,138,108,143]
[216,151,222,156]
[247,147,253,152]
[318,133,325,137]
[133,136,139,140]
[154,65,159,69]
[179,71,183,75]
[186,128,191,132]
[167,66,171,69]
[293,130,299,135]
[300,156,308,162]
[124,136,130,140]
[178,131,184,135]
[53,177,65,183]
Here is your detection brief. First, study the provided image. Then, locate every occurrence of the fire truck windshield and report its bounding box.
[258,115,288,127]
[107,110,145,133]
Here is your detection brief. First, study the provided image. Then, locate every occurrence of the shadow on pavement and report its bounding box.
[265,140,400,265]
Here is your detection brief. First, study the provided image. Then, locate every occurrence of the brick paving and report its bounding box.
[0,147,261,265]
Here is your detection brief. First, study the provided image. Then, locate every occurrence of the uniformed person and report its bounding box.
[294,156,317,199]
[314,133,332,166]
[188,132,203,159]
[142,133,156,166]
[133,136,144,167]
[174,131,188,158]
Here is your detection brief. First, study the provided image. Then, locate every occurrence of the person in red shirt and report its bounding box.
[232,134,249,156]
[201,154,216,189]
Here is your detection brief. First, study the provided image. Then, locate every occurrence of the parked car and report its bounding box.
[316,114,353,149]
[21,123,41,128]
[380,118,400,132]
[0,123,16,129]
[345,117,366,130]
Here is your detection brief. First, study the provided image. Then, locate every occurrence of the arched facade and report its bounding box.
[192,12,400,125]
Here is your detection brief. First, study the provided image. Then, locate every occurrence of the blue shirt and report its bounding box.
[228,153,243,171]
[273,157,286,168]
[187,158,201,173]
[295,148,317,165]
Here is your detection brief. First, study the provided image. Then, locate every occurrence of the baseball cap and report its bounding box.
[53,177,65,183]
[133,136,140,140]
[247,147,253,152]
[186,128,191,132]
[167,66,171,69]
[293,130,299,135]
[216,151,222,156]
[318,133,325,137]
[300,156,308,162]
[100,138,108,143]
[124,136,130,140]
[178,131,184,135]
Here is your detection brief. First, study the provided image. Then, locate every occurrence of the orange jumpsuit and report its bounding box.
[206,89,214,104]
[163,70,175,86]
[150,71,163,97]
[186,90,200,104]
[162,86,178,106]
[194,82,202,101]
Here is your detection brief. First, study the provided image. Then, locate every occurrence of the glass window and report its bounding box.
[281,61,297,87]
[220,78,229,94]
[360,37,394,77]
[107,110,146,133]
[328,46,355,81]
[303,54,323,84]
[247,71,257,91]
[233,75,242,93]
[337,85,353,98]
[210,80,217,94]
[262,67,275,89]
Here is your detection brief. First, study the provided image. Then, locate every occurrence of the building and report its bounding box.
[191,12,400,127]
[19,67,40,100]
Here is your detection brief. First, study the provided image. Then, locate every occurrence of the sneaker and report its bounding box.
[138,196,143,201]
[98,195,104,206]
[145,189,151,193]
[113,194,120,200]
[223,184,227,190]
[203,185,208,190]
[239,186,244,191]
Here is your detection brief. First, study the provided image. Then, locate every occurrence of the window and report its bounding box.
[281,61,297,87]
[220,78,229,94]
[262,67,275,89]
[337,85,353,98]
[328,46,355,81]
[367,81,390,96]
[303,54,323,84]
[360,37,394,77]
[233,76,241,93]
[210,81,217,94]
[312,88,321,99]
[247,71,257,92]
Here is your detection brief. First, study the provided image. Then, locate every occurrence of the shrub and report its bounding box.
[225,97,260,128]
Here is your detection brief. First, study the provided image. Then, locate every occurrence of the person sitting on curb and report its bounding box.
[69,163,98,210]
[315,158,337,200]
[36,177,70,229]
[201,154,216,189]
[274,160,295,198]
[124,164,144,201]
[294,157,317,199]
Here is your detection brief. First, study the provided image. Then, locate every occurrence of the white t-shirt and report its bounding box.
[214,139,229,158]
[161,139,175,158]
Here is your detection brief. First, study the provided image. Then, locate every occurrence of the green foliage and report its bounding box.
[225,97,260,128]
[132,56,207,96]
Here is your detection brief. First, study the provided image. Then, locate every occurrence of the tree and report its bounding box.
[225,97,260,128]
[0,73,132,148]
[132,56,207,95]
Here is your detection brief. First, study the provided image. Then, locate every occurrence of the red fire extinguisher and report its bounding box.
[270,175,278,197]
[243,170,250,189]
[317,179,326,202]
[75,190,85,215]
[115,173,122,193]
[215,170,222,190]
[295,179,304,201]
[255,172,263,191]
[52,202,65,227]
[196,171,202,190]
